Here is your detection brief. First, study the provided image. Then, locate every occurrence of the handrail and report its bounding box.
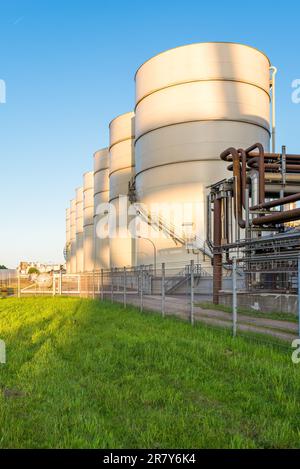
[134,203,213,258]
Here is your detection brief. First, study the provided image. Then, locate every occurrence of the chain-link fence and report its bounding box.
[11,258,300,344]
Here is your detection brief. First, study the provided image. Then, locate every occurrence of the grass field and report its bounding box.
[0,297,299,449]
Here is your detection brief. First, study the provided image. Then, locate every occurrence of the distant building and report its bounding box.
[17,261,65,275]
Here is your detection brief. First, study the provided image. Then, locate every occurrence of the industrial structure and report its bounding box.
[64,41,300,308]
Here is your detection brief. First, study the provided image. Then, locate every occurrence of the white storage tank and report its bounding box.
[109,111,135,268]
[83,171,94,272]
[75,186,84,273]
[65,207,71,273]
[70,198,77,274]
[94,148,110,270]
[134,42,271,265]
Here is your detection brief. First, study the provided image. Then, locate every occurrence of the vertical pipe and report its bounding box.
[123,266,127,308]
[161,262,165,317]
[228,194,233,244]
[190,259,194,326]
[280,145,287,210]
[270,66,277,154]
[245,188,250,237]
[232,257,237,337]
[213,197,222,304]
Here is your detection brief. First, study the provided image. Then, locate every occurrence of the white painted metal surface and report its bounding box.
[70,198,77,274]
[75,186,84,273]
[134,42,271,265]
[94,148,110,270]
[109,112,135,268]
[83,171,94,272]
[65,207,71,273]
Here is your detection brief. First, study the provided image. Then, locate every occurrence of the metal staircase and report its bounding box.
[164,263,212,294]
[133,203,213,260]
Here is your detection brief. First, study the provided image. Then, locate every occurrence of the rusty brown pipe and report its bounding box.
[238,149,248,209]
[220,147,245,228]
[248,152,300,160]
[247,162,300,172]
[251,192,300,210]
[245,143,265,205]
[252,207,300,226]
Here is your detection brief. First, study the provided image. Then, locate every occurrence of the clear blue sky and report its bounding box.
[0,0,299,268]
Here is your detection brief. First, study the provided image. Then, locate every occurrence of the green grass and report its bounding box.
[0,297,299,449]
[197,301,298,323]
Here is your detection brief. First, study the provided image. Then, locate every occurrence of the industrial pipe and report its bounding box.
[270,66,277,153]
[220,147,246,228]
[213,196,222,304]
[252,207,300,226]
[245,143,265,205]
[251,192,300,211]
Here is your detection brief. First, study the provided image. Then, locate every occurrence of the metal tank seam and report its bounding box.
[134,158,239,180]
[134,119,271,145]
[135,78,270,110]
[94,167,109,176]
[109,165,135,178]
[109,136,135,152]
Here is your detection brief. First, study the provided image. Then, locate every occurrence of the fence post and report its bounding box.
[59,270,62,296]
[101,269,104,301]
[52,275,56,297]
[232,257,237,337]
[190,260,194,325]
[111,268,114,302]
[161,262,165,317]
[17,272,21,298]
[298,255,300,338]
[123,267,127,308]
[92,270,95,299]
[140,266,143,312]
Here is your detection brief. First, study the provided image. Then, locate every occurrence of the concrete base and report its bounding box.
[220,290,298,315]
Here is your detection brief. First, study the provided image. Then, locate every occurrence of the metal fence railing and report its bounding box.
[3,258,300,344]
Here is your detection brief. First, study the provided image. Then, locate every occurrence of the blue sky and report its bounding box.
[0,0,299,268]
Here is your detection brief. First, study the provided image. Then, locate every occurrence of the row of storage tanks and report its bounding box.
[66,42,272,273]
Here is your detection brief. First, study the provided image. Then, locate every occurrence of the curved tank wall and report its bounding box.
[75,186,84,273]
[70,198,77,274]
[109,111,135,268]
[134,42,271,265]
[94,148,110,270]
[66,207,71,273]
[83,171,94,272]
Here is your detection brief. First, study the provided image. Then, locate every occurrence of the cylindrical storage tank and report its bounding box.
[75,187,84,273]
[94,148,110,271]
[65,207,71,273]
[70,198,77,274]
[109,111,135,268]
[83,171,94,272]
[134,42,271,265]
